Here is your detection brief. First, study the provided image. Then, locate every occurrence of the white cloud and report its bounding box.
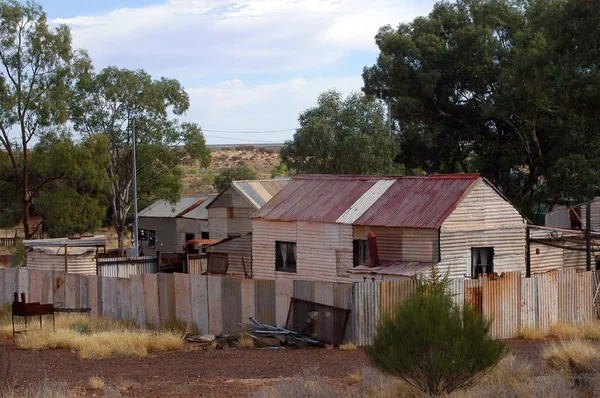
[55,0,435,76]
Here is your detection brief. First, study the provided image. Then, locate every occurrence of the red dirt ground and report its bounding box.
[1,340,370,397]
[0,339,552,397]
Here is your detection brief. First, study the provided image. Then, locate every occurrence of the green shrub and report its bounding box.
[10,243,25,268]
[366,269,505,396]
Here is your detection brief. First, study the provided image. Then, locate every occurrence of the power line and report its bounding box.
[204,134,282,144]
[202,128,297,134]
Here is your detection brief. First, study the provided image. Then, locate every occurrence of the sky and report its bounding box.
[38,0,438,145]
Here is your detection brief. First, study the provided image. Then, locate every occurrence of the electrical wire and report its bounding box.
[202,128,297,134]
[203,134,283,144]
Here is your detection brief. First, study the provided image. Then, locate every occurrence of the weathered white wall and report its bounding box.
[208,186,255,240]
[138,217,208,255]
[580,199,600,230]
[439,180,527,279]
[545,206,571,229]
[207,234,252,276]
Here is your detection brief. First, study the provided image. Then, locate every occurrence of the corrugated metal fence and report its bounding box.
[97,256,157,278]
[0,268,595,344]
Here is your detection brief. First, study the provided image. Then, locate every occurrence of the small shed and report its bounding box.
[23,236,107,274]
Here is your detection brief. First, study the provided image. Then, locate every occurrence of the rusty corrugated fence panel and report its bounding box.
[379,280,415,321]
[576,271,594,323]
[27,269,42,304]
[464,278,482,315]
[255,279,276,326]
[333,283,353,343]
[521,276,538,331]
[174,273,192,326]
[117,278,131,320]
[158,273,175,326]
[101,275,117,318]
[449,278,464,312]
[65,273,79,308]
[222,277,242,333]
[537,271,558,334]
[143,274,159,328]
[207,276,223,334]
[483,273,520,339]
[315,281,334,306]
[352,282,380,346]
[276,279,293,327]
[189,274,209,334]
[293,280,315,302]
[558,269,577,323]
[241,278,256,323]
[130,275,146,328]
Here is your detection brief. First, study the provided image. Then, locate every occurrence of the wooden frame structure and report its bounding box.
[11,292,54,337]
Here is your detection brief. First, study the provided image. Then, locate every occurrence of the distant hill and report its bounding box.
[181,144,282,194]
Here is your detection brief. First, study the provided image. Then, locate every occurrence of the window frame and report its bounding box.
[471,247,494,278]
[353,239,369,267]
[275,241,297,273]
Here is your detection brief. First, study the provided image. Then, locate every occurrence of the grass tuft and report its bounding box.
[236,333,255,348]
[518,326,546,340]
[88,376,105,390]
[547,322,600,341]
[339,342,357,351]
[543,339,600,373]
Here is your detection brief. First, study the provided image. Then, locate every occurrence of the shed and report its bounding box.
[252,174,528,282]
[138,194,217,255]
[23,236,107,274]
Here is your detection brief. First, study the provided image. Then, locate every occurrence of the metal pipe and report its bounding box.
[525,226,531,278]
[132,118,139,256]
[586,202,591,271]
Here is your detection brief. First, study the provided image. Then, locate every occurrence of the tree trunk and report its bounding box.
[115,222,125,257]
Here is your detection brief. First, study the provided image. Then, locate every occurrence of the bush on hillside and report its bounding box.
[366,268,505,396]
[213,166,257,191]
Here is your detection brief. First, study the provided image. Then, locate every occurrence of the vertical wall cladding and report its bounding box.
[65,273,79,308]
[580,199,600,230]
[208,207,228,240]
[255,279,276,325]
[240,278,256,324]
[207,276,223,334]
[537,271,559,334]
[521,277,538,330]
[558,270,577,323]
[464,278,483,315]
[28,269,43,304]
[293,280,315,302]
[189,274,209,334]
[101,275,117,318]
[206,234,252,276]
[158,273,176,326]
[275,279,293,326]
[576,271,594,323]
[222,277,242,333]
[3,268,18,304]
[130,275,146,328]
[352,282,380,346]
[448,278,465,312]
[117,278,132,320]
[174,273,192,326]
[482,273,520,339]
[379,280,415,321]
[143,274,160,328]
[18,269,28,301]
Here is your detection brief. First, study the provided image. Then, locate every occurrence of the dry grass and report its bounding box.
[339,342,357,351]
[518,325,546,340]
[346,372,362,384]
[0,314,183,359]
[88,376,105,390]
[548,322,600,340]
[0,378,77,398]
[236,333,255,348]
[250,368,345,398]
[543,339,600,373]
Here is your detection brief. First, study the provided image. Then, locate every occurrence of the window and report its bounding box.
[201,231,209,240]
[353,240,369,267]
[471,247,494,278]
[185,233,195,242]
[276,241,297,272]
[227,207,234,219]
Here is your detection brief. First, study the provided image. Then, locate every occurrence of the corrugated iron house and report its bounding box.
[24,236,107,274]
[138,194,217,255]
[205,179,289,277]
[252,174,528,282]
[545,198,600,231]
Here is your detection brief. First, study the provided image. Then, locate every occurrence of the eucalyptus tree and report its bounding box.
[71,67,211,254]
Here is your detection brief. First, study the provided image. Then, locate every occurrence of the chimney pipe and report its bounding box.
[367,231,380,267]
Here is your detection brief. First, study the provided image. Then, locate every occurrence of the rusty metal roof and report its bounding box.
[253,174,481,228]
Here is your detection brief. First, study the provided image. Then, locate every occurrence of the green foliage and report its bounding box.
[270,163,295,178]
[281,90,398,175]
[213,166,257,191]
[11,243,26,268]
[70,66,211,252]
[0,0,90,237]
[363,0,600,217]
[366,268,505,396]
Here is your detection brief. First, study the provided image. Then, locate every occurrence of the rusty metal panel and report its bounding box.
[276,279,293,327]
[222,277,242,333]
[4,268,18,304]
[101,276,117,318]
[351,282,380,346]
[117,278,131,321]
[293,280,315,302]
[130,275,146,328]
[315,282,334,306]
[333,283,354,343]
[464,278,482,315]
[379,280,415,321]
[28,270,43,304]
[207,276,223,335]
[482,273,520,339]
[255,279,276,326]
[521,277,538,331]
[65,273,79,308]
[576,271,594,323]
[190,274,209,334]
[143,274,159,328]
[158,273,175,326]
[174,273,192,326]
[537,271,558,334]
[53,271,66,307]
[241,278,256,323]
[558,269,577,323]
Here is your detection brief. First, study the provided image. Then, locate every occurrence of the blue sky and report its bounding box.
[39,0,437,145]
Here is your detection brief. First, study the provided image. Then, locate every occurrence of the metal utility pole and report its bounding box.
[586,202,591,271]
[132,118,139,255]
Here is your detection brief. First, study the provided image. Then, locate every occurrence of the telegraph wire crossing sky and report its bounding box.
[38,0,437,145]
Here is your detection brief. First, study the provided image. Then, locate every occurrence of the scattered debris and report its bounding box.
[243,317,322,348]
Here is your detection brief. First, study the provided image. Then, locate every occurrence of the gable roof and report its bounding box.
[253,174,483,229]
[207,178,290,210]
[138,194,217,220]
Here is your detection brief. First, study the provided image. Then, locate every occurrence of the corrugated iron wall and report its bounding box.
[1,268,596,344]
[97,256,157,278]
